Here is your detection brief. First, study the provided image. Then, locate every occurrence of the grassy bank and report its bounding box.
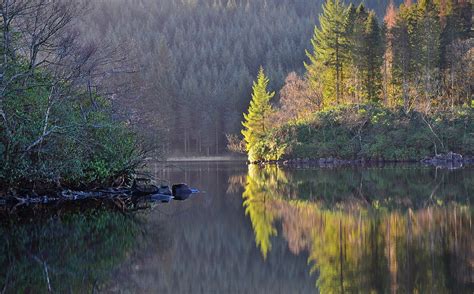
[255,104,474,161]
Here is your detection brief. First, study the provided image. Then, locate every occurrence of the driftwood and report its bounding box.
[0,182,199,211]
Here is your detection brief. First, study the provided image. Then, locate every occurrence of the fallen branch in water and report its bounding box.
[0,182,200,210]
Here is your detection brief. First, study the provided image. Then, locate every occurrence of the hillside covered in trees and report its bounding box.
[81,0,400,156]
[241,0,473,162]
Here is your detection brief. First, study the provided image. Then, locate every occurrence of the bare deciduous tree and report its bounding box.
[1,0,136,163]
[275,72,322,124]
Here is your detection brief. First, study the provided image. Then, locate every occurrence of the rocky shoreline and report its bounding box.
[249,152,474,169]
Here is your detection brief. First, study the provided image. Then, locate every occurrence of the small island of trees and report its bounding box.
[240,0,473,163]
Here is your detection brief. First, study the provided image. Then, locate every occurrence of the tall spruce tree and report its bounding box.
[383,1,397,105]
[363,12,384,102]
[242,67,275,162]
[306,0,350,106]
[346,4,369,103]
[416,0,441,101]
[392,3,419,110]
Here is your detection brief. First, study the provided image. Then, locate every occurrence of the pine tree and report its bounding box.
[306,0,349,106]
[440,0,472,107]
[345,6,383,103]
[416,0,441,101]
[363,12,384,102]
[241,67,275,162]
[392,3,419,110]
[383,0,397,105]
[346,3,368,103]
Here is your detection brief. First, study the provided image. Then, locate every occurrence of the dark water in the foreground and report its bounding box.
[1,162,473,293]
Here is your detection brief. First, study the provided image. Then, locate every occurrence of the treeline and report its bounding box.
[241,0,473,162]
[0,0,142,189]
[297,0,471,112]
[81,0,398,156]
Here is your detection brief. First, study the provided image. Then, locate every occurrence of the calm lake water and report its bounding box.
[1,162,473,293]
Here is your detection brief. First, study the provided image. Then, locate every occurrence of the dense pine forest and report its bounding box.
[241,0,473,162]
[82,0,400,156]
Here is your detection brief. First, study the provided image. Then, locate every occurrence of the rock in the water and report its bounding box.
[157,185,172,195]
[172,184,193,200]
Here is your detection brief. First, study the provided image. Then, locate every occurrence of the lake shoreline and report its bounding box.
[164,156,247,162]
[248,152,474,169]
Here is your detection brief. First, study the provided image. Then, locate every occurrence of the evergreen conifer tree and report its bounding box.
[346,3,368,103]
[392,3,419,109]
[306,0,349,106]
[364,12,384,102]
[416,0,441,101]
[242,67,275,162]
[383,1,397,105]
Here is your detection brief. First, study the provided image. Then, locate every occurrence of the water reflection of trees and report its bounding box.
[0,209,141,293]
[242,165,473,293]
[103,162,316,293]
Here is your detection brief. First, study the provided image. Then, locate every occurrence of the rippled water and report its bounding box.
[1,162,473,293]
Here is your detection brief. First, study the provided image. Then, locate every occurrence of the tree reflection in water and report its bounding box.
[3,163,470,293]
[242,165,473,293]
[0,207,142,293]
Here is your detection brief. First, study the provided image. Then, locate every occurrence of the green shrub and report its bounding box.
[0,64,144,189]
[254,104,474,161]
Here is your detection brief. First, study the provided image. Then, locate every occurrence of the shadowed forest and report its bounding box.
[79,0,405,156]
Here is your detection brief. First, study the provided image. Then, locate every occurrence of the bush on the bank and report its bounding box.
[255,104,474,161]
[0,1,146,190]
[0,65,143,189]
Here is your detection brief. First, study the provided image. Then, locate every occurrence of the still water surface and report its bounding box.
[1,162,473,293]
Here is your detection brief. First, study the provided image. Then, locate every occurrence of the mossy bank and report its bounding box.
[250,104,474,163]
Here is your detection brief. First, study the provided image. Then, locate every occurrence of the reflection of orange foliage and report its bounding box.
[242,165,473,292]
[227,174,247,194]
[254,195,473,292]
[270,200,319,254]
[384,213,401,293]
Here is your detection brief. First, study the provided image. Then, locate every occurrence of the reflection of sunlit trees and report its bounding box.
[108,166,316,293]
[250,165,474,209]
[243,165,278,259]
[227,173,247,194]
[242,165,473,292]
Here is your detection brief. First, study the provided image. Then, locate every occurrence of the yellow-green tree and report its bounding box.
[242,165,278,259]
[241,67,275,162]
